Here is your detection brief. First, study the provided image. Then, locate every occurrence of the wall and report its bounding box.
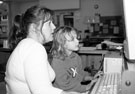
[39,0,80,10]
[7,1,38,30]
[76,0,124,35]
[39,0,124,38]
[7,0,124,37]
[19,1,39,13]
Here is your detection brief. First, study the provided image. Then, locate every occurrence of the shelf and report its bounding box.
[0,15,9,40]
[0,24,7,26]
[89,36,124,39]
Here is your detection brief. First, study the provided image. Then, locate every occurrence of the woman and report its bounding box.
[5,5,73,94]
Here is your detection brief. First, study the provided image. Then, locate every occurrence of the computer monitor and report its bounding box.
[103,56,123,73]
[122,1,135,94]
[123,0,135,59]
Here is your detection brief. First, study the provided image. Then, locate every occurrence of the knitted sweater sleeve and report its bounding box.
[23,44,62,94]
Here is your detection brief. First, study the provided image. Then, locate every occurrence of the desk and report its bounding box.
[0,48,12,52]
[78,49,108,55]
[77,47,108,73]
[0,48,12,64]
[78,47,121,75]
[0,48,12,71]
[0,48,12,82]
[78,47,108,55]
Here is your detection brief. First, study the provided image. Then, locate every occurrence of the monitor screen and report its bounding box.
[123,0,135,59]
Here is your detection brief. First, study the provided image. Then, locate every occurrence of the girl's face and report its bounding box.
[64,31,79,55]
[41,20,56,43]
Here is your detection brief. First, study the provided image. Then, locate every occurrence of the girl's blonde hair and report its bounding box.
[51,26,78,60]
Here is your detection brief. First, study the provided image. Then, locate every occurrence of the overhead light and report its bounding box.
[0,1,3,4]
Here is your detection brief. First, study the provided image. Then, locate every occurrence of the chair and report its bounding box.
[0,50,11,82]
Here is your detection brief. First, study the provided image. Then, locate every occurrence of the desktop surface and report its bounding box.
[78,47,108,55]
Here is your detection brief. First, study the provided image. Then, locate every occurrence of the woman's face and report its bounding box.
[41,20,56,43]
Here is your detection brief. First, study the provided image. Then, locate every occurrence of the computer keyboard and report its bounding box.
[90,73,122,94]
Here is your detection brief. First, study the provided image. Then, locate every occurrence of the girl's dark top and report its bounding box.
[51,52,88,93]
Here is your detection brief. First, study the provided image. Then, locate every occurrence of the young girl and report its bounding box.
[51,26,97,93]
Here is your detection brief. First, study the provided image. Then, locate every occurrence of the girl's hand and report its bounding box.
[84,76,93,81]
[86,78,98,90]
[94,71,103,79]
